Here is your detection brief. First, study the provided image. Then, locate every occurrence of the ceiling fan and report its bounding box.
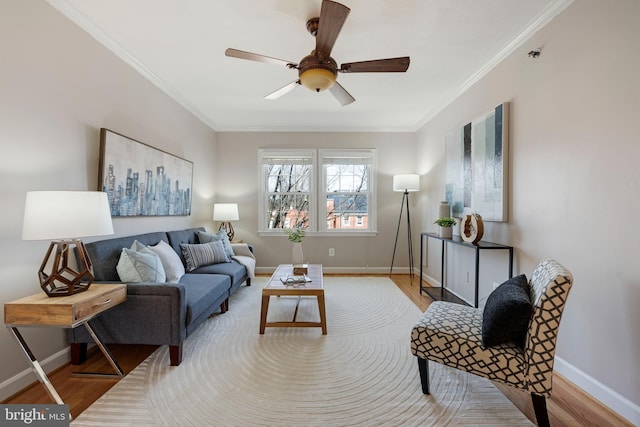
[225,0,410,106]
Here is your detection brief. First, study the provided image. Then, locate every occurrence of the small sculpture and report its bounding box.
[460,213,484,244]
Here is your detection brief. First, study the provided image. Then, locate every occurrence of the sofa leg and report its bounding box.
[531,393,550,427]
[70,343,87,365]
[169,344,182,366]
[220,298,229,313]
[417,357,430,394]
[246,278,251,286]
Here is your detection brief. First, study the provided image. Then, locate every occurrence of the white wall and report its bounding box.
[0,0,216,399]
[215,132,418,272]
[416,0,640,423]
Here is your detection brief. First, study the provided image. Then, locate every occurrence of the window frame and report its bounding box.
[319,148,377,234]
[258,148,377,236]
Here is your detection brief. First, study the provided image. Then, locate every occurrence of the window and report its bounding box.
[259,148,376,235]
[321,149,375,232]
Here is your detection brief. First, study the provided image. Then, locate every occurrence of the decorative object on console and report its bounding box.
[98,128,193,217]
[390,174,420,282]
[434,217,456,239]
[21,191,114,297]
[460,213,484,244]
[445,102,509,221]
[213,203,239,241]
[438,201,450,219]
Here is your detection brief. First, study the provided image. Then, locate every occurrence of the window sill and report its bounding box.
[258,231,378,238]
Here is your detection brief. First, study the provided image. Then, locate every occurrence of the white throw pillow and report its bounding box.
[149,240,185,283]
[116,240,166,283]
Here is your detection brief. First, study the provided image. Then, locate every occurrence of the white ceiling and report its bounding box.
[47,0,570,132]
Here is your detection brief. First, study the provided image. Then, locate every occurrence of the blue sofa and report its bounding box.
[67,227,250,366]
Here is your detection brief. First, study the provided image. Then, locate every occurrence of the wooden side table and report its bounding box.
[4,283,126,404]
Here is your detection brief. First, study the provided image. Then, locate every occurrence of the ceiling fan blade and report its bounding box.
[315,0,350,56]
[265,80,300,100]
[340,57,410,73]
[225,48,297,68]
[329,81,355,106]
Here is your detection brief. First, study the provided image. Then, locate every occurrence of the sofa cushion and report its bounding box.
[179,274,230,325]
[84,232,168,281]
[149,240,185,283]
[190,259,247,284]
[198,230,234,258]
[116,240,166,283]
[181,241,230,272]
[482,274,532,348]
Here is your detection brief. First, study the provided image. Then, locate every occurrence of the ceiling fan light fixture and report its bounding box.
[299,67,336,92]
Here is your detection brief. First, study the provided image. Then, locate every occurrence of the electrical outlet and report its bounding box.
[329,248,335,256]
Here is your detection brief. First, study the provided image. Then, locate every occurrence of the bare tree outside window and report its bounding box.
[265,163,310,229]
[325,164,369,229]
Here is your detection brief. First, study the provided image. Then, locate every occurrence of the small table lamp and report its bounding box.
[213,203,239,241]
[21,191,114,297]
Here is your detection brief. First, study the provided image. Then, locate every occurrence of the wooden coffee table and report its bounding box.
[259,264,326,334]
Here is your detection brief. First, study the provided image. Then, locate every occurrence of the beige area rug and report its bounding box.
[71,277,532,427]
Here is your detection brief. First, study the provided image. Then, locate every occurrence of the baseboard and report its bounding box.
[0,347,70,402]
[554,357,639,425]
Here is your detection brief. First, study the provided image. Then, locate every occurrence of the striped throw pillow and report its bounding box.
[180,241,230,272]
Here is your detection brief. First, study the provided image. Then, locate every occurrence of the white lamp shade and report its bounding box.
[393,174,420,192]
[213,203,239,221]
[22,191,114,240]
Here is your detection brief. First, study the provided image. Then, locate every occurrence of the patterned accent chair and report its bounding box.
[411,259,573,427]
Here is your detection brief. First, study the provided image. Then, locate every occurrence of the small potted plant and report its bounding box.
[434,217,457,239]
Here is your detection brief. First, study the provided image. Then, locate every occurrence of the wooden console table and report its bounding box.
[4,284,126,404]
[419,232,513,307]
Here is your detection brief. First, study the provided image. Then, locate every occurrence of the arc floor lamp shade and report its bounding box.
[22,191,114,297]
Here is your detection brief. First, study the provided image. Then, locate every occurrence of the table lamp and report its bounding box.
[213,203,239,241]
[21,191,114,297]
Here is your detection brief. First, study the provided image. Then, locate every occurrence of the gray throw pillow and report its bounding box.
[197,230,234,258]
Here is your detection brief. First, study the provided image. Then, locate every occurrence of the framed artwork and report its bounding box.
[445,102,509,222]
[98,128,193,217]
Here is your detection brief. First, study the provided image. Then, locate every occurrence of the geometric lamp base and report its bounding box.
[218,222,235,242]
[38,240,95,297]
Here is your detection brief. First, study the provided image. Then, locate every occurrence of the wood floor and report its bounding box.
[3,274,631,426]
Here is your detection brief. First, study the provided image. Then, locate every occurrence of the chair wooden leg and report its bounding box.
[417,357,430,394]
[531,393,550,427]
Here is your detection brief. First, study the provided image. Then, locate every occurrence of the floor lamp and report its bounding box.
[390,174,420,284]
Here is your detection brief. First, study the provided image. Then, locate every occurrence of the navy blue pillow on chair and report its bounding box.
[481,274,532,348]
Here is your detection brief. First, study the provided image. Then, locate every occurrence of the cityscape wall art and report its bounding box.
[98,128,193,216]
